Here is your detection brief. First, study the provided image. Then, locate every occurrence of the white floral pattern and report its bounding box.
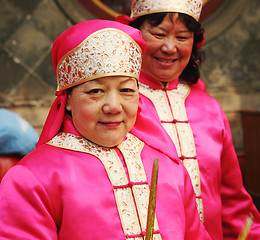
[48,132,162,239]
[119,137,161,237]
[131,0,203,21]
[140,82,204,222]
[57,29,143,91]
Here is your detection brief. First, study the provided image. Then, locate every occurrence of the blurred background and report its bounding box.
[0,0,259,205]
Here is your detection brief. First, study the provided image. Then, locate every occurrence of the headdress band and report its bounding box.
[131,0,203,22]
[56,28,143,91]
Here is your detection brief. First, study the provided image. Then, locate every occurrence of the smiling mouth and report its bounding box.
[99,121,122,127]
[155,57,176,63]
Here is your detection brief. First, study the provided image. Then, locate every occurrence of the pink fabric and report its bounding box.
[0,20,211,239]
[129,71,206,160]
[130,72,260,239]
[0,117,210,239]
[37,20,146,148]
[51,19,146,76]
[36,91,67,147]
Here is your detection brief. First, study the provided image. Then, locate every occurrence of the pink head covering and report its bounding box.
[37,20,146,147]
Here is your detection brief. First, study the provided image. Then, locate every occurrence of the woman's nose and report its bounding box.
[161,38,177,54]
[102,93,123,114]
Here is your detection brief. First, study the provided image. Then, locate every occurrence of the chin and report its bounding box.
[98,138,124,148]
[159,73,180,82]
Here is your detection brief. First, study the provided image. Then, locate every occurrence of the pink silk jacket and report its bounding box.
[0,117,210,240]
[130,71,260,240]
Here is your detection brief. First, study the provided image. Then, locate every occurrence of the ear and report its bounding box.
[66,93,72,111]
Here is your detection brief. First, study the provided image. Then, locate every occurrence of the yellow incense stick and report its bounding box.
[237,213,254,240]
[145,157,159,240]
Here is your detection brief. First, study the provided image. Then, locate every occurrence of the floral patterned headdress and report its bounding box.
[130,0,203,22]
[52,20,146,91]
[37,20,146,147]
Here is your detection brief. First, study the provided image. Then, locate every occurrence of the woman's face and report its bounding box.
[140,13,194,82]
[66,76,139,147]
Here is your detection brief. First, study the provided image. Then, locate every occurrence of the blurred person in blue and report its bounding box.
[0,108,39,180]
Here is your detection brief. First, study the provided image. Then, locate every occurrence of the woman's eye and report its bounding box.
[121,88,135,93]
[153,33,165,37]
[177,36,188,40]
[87,89,103,94]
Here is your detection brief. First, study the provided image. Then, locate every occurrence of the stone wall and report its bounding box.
[0,0,259,151]
[201,0,260,150]
[0,0,73,133]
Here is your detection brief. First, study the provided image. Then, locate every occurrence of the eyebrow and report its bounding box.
[178,29,192,32]
[156,25,191,34]
[157,26,167,31]
[121,78,136,83]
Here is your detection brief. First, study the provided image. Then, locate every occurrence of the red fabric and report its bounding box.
[0,155,20,181]
[115,15,135,25]
[196,30,205,49]
[36,91,67,147]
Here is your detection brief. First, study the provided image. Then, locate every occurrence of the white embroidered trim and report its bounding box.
[57,29,142,91]
[131,0,203,21]
[140,82,204,222]
[48,132,162,239]
[119,137,161,238]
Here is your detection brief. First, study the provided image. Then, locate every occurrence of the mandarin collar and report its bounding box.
[139,71,179,90]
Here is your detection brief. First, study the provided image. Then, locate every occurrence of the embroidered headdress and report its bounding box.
[37,20,146,146]
[130,0,203,22]
[53,20,145,91]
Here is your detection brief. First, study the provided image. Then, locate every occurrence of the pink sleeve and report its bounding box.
[0,165,58,239]
[220,111,260,239]
[182,165,212,240]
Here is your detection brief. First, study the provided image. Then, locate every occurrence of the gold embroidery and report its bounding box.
[140,82,204,222]
[131,0,203,22]
[119,136,161,239]
[57,29,143,91]
[48,132,162,239]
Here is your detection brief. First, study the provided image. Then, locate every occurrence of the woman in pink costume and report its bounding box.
[116,0,260,239]
[0,20,210,239]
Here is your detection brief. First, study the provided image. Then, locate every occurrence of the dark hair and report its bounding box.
[130,12,205,85]
[65,88,73,117]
